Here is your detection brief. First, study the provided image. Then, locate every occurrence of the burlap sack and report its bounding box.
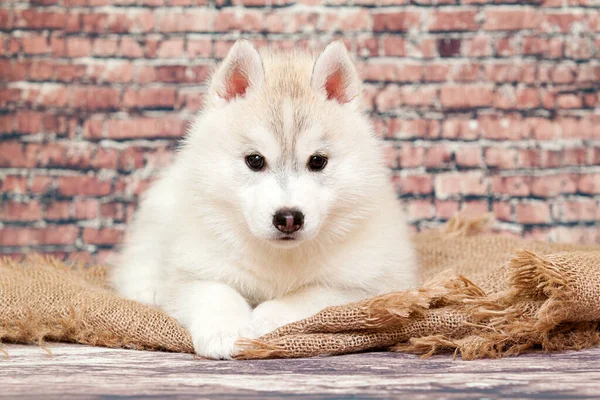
[2,215,600,360]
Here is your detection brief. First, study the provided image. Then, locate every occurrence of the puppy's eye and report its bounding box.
[245,154,266,171]
[308,155,328,171]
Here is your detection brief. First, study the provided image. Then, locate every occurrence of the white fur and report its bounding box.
[111,41,417,359]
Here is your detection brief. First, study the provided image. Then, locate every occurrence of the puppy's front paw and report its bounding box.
[250,301,302,338]
[191,325,254,360]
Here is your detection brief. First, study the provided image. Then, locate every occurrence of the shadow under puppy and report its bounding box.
[111,40,417,359]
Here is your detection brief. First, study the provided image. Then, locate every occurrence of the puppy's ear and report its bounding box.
[210,40,264,103]
[311,42,361,105]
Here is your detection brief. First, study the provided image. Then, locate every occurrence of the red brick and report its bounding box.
[22,34,49,55]
[531,174,578,197]
[455,147,482,168]
[523,36,563,58]
[15,10,66,30]
[373,11,420,32]
[0,88,21,107]
[516,149,540,168]
[423,64,450,82]
[30,176,54,194]
[57,176,112,197]
[516,202,551,224]
[375,85,437,111]
[391,174,433,195]
[45,201,71,220]
[70,87,120,111]
[406,199,434,221]
[359,61,423,83]
[119,147,146,171]
[156,38,185,58]
[435,200,460,219]
[0,201,42,222]
[188,38,212,58]
[441,118,479,140]
[320,9,371,32]
[81,12,107,33]
[16,111,43,135]
[157,10,214,33]
[495,37,519,57]
[542,12,585,33]
[0,9,13,29]
[104,117,187,140]
[492,176,531,197]
[54,63,86,82]
[0,141,27,168]
[424,145,452,169]
[556,93,583,109]
[123,87,176,109]
[565,38,594,60]
[135,65,209,84]
[540,148,588,168]
[91,147,119,170]
[73,199,99,220]
[483,8,540,31]
[463,35,492,57]
[100,202,126,221]
[83,228,123,245]
[450,63,480,82]
[440,85,494,109]
[65,37,92,57]
[145,147,173,169]
[494,87,539,110]
[483,62,536,83]
[551,64,577,84]
[555,198,599,223]
[407,38,437,58]
[93,38,119,56]
[214,9,262,32]
[435,172,488,198]
[38,84,68,108]
[428,10,478,32]
[382,37,406,57]
[387,118,439,139]
[485,147,517,169]
[492,201,512,222]
[398,145,425,168]
[461,200,489,217]
[120,37,144,58]
[479,115,526,140]
[578,174,600,194]
[0,226,79,246]
[2,176,28,194]
[176,89,205,112]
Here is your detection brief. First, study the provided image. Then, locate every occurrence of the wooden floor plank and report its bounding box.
[3,343,600,399]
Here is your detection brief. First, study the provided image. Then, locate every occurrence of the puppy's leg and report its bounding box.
[250,286,365,337]
[169,281,252,359]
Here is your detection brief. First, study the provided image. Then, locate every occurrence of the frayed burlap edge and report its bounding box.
[391,249,600,361]
[236,214,600,360]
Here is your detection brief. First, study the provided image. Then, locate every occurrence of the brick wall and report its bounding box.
[1,0,599,263]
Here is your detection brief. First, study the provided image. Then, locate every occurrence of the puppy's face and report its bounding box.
[185,41,385,248]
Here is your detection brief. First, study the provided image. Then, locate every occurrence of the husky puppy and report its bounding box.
[112,40,417,359]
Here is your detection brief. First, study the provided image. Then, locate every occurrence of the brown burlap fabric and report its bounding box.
[2,215,600,360]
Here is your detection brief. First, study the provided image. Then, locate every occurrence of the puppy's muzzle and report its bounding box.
[273,208,304,234]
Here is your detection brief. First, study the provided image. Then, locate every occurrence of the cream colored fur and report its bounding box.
[111,41,417,359]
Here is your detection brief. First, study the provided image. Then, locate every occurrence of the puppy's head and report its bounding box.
[184,41,386,248]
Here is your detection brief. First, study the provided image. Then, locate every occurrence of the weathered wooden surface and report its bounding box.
[3,343,600,399]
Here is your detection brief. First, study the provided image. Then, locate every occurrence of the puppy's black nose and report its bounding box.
[273,208,304,234]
